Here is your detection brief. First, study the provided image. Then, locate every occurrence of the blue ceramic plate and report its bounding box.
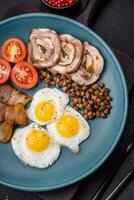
[0,13,128,191]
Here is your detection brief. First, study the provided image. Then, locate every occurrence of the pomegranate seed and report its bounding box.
[45,0,76,8]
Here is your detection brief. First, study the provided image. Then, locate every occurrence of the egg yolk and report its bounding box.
[35,101,55,123]
[26,130,50,152]
[56,115,79,137]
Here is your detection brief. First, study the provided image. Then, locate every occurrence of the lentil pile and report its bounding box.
[41,70,112,120]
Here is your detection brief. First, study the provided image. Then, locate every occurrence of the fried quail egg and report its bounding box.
[47,106,90,153]
[27,88,69,125]
[11,123,61,168]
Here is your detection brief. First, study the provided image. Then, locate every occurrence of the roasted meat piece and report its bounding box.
[0,84,32,106]
[0,102,27,125]
[0,120,13,143]
[71,42,104,85]
[51,34,83,74]
[27,29,61,68]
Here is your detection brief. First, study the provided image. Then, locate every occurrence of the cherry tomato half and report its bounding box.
[10,61,38,89]
[0,58,11,84]
[1,38,27,63]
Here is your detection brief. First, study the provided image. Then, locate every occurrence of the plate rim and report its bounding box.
[0,13,128,191]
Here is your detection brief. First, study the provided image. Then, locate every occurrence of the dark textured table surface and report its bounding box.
[0,0,134,200]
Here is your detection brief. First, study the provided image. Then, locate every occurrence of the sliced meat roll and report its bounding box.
[51,34,83,74]
[27,29,61,68]
[71,42,104,85]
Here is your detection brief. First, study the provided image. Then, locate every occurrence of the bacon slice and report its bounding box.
[0,101,6,122]
[0,120,13,143]
[0,84,32,106]
[0,102,27,125]
[51,34,83,74]
[27,29,61,68]
[71,42,104,85]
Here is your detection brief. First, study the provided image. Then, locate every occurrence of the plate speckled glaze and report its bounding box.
[0,13,128,191]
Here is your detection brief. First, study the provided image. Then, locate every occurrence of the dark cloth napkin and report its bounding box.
[0,1,134,200]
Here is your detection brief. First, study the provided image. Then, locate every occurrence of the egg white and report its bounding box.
[11,123,61,168]
[27,88,69,125]
[47,106,90,153]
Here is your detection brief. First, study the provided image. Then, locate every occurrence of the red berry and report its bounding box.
[45,0,76,7]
